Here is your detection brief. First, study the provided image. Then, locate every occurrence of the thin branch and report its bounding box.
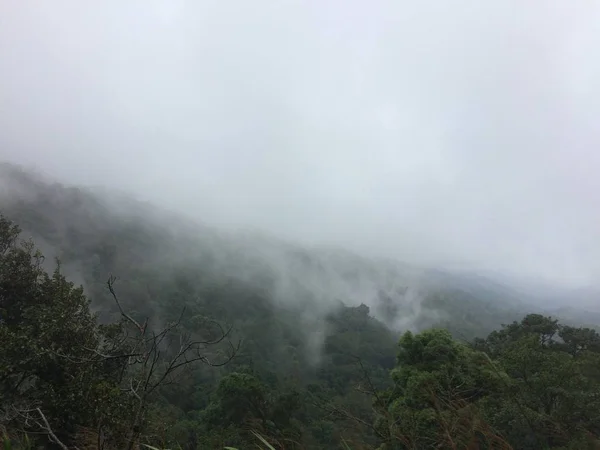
[312,400,387,441]
[35,408,70,450]
[12,407,71,450]
[107,275,144,334]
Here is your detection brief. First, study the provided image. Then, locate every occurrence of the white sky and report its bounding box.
[1,1,600,287]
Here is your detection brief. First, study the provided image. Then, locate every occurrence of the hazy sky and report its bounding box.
[1,1,599,287]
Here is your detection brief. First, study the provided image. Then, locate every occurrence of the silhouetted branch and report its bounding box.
[103,275,241,449]
[107,274,145,334]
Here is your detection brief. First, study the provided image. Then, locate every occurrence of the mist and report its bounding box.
[1,1,600,288]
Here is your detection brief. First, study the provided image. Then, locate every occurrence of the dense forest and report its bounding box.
[1,164,599,449]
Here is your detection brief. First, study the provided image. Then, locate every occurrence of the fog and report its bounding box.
[1,1,600,288]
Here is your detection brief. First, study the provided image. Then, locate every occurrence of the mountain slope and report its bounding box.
[0,162,541,341]
[2,162,599,449]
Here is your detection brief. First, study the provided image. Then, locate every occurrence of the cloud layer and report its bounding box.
[1,1,599,286]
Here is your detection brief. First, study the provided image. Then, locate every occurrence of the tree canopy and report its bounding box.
[1,173,599,449]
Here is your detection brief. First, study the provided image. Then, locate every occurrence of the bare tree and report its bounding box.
[106,274,241,450]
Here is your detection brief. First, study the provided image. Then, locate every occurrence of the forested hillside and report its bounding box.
[1,163,599,449]
[0,163,534,340]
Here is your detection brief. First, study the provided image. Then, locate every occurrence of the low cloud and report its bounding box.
[1,1,599,287]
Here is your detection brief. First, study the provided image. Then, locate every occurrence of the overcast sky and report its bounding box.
[1,1,599,287]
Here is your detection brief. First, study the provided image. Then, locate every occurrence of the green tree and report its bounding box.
[375,329,509,449]
[478,315,600,449]
[0,215,131,448]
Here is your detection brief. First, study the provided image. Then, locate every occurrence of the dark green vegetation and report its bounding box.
[1,164,599,449]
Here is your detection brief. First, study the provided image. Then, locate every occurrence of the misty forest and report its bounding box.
[2,2,600,450]
[1,165,599,450]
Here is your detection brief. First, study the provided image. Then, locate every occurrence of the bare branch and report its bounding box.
[35,408,70,450]
[107,275,144,334]
[311,400,387,441]
[11,406,72,450]
[103,274,241,448]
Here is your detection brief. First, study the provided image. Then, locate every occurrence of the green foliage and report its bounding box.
[375,329,507,448]
[476,315,600,449]
[2,168,600,449]
[374,319,600,449]
[0,215,133,447]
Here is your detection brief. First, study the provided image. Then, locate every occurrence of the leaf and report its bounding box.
[141,445,166,450]
[2,436,12,450]
[251,430,277,450]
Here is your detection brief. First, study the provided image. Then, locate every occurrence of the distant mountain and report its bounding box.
[1,161,596,338]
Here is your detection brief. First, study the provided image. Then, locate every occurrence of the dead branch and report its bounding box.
[103,275,241,450]
[36,407,71,450]
[11,406,75,450]
[107,274,145,334]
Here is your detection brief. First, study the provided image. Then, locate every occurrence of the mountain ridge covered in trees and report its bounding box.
[1,162,599,449]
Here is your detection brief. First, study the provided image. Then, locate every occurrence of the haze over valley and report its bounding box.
[1,2,600,449]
